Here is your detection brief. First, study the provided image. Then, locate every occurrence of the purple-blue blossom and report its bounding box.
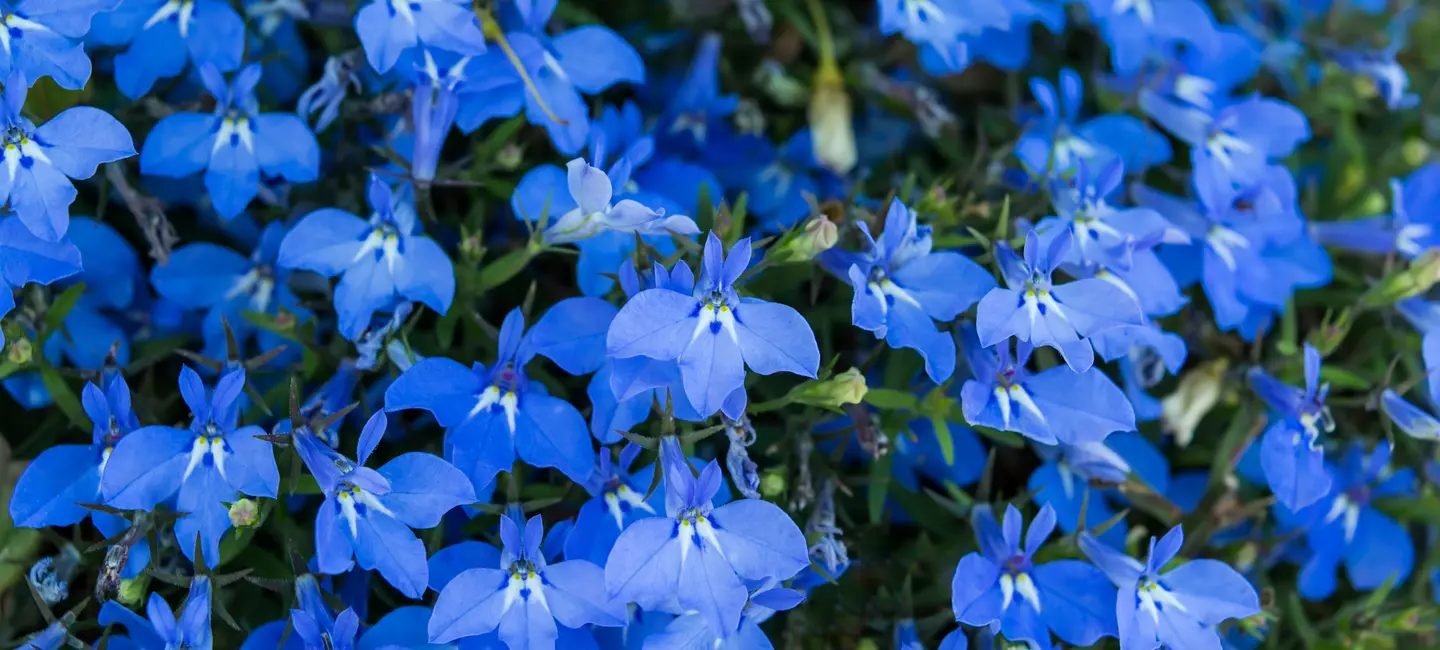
[354,0,485,74]
[139,63,320,219]
[1248,343,1333,512]
[87,0,245,98]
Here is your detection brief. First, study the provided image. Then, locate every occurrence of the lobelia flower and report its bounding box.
[1137,165,1330,340]
[278,173,455,339]
[959,319,1135,446]
[0,71,135,241]
[821,199,994,383]
[458,0,644,155]
[1275,441,1415,600]
[98,577,213,650]
[605,438,809,639]
[1248,343,1333,512]
[1380,388,1440,441]
[526,156,699,246]
[645,581,807,648]
[0,215,82,330]
[875,0,1011,74]
[384,308,596,492]
[0,0,116,89]
[353,0,484,74]
[1033,160,1188,271]
[100,367,280,567]
[607,232,821,418]
[951,503,1116,647]
[139,63,320,219]
[429,513,627,649]
[241,574,362,650]
[10,376,138,528]
[295,411,474,598]
[244,0,310,103]
[1140,87,1309,189]
[150,222,310,365]
[87,0,245,99]
[409,48,470,184]
[1310,164,1440,259]
[1080,526,1261,650]
[1079,0,1219,75]
[1016,69,1171,180]
[975,229,1144,373]
[655,33,738,157]
[297,50,364,133]
[1028,433,1169,547]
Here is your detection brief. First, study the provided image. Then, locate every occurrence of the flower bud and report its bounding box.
[1361,249,1440,307]
[760,470,786,498]
[770,217,839,263]
[7,337,31,365]
[118,575,149,607]
[808,64,856,175]
[792,368,867,411]
[228,498,261,530]
[1161,359,1229,448]
[496,142,524,171]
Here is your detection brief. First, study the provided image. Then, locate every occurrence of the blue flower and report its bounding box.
[1029,432,1170,547]
[279,173,455,338]
[9,376,141,562]
[1080,525,1261,650]
[296,411,474,598]
[1277,441,1415,600]
[99,578,212,649]
[951,504,1116,647]
[458,0,644,155]
[1311,164,1440,259]
[1248,343,1333,512]
[876,0,1011,74]
[1138,166,1330,340]
[429,512,627,648]
[1032,161,1188,271]
[959,325,1134,445]
[1380,388,1440,441]
[607,232,821,418]
[823,199,994,383]
[654,33,738,158]
[150,222,310,365]
[519,155,699,246]
[604,438,809,639]
[0,0,115,89]
[645,582,807,648]
[1017,69,1171,179]
[297,51,364,134]
[140,63,320,219]
[88,0,245,98]
[409,49,470,183]
[975,229,1144,373]
[0,71,135,241]
[1141,88,1309,188]
[354,0,485,74]
[241,574,362,650]
[1080,0,1219,75]
[100,367,280,566]
[384,307,597,492]
[0,215,81,328]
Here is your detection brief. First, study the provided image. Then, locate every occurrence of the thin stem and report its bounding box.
[473,1,569,126]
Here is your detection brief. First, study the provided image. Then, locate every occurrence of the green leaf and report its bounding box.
[40,364,91,432]
[930,415,954,466]
[38,282,87,344]
[477,244,538,292]
[864,388,917,411]
[868,452,893,525]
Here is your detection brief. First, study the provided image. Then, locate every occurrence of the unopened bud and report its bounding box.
[1161,359,1229,448]
[229,498,261,530]
[771,217,838,263]
[792,368,867,411]
[1403,138,1431,167]
[760,470,786,498]
[7,337,31,365]
[496,142,524,171]
[808,64,856,175]
[118,575,149,607]
[1362,249,1440,307]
